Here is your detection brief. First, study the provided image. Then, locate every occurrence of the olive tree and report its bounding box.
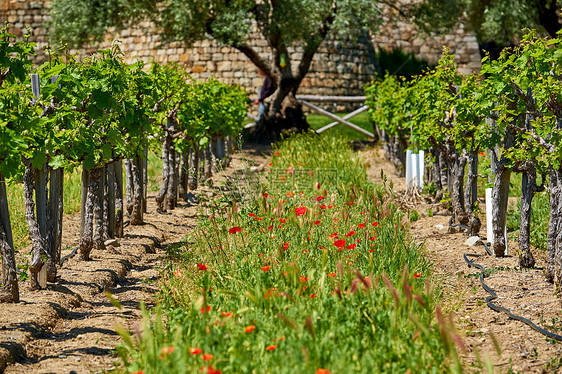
[48,0,443,139]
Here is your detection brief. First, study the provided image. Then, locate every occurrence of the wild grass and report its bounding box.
[115,133,463,374]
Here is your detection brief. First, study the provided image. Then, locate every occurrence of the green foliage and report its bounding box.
[117,134,462,373]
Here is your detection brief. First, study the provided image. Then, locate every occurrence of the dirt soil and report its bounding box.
[3,143,562,374]
[364,146,562,373]
[0,145,271,374]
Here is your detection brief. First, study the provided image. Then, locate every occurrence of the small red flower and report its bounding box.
[279,218,286,223]
[202,353,213,361]
[327,272,336,277]
[261,265,271,272]
[346,244,357,250]
[310,294,317,299]
[316,369,331,374]
[345,231,356,237]
[413,273,422,279]
[478,152,486,156]
[173,268,181,276]
[160,346,175,356]
[229,226,242,234]
[319,204,327,209]
[316,196,325,201]
[200,305,211,314]
[283,242,289,250]
[371,222,378,227]
[262,193,269,198]
[369,236,377,241]
[333,239,346,249]
[266,345,277,351]
[299,275,309,282]
[248,213,256,217]
[295,207,307,216]
[275,151,279,156]
[245,325,256,333]
[358,223,365,229]
[314,220,321,225]
[206,366,222,374]
[190,347,203,355]
[221,312,232,318]
[197,264,207,271]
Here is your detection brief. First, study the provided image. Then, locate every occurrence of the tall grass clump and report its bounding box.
[116,133,463,374]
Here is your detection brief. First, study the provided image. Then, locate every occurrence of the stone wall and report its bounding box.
[1,0,482,111]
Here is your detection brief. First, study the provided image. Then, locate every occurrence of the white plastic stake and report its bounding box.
[418,150,425,188]
[405,149,413,189]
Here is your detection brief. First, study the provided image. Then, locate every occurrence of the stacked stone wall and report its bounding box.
[2,0,482,113]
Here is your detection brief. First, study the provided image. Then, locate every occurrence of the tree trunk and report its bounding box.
[464,149,481,236]
[203,144,213,182]
[113,160,124,238]
[491,126,516,257]
[451,151,469,226]
[124,159,133,215]
[165,148,177,211]
[179,148,188,197]
[156,132,171,212]
[188,144,199,191]
[46,167,63,282]
[100,165,109,242]
[142,148,148,213]
[79,168,98,261]
[93,167,106,252]
[107,163,116,239]
[130,154,144,224]
[547,167,562,282]
[249,91,309,142]
[519,161,538,268]
[23,165,47,290]
[432,148,444,203]
[0,172,19,303]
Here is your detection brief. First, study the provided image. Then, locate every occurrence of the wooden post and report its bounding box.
[0,172,19,302]
[142,148,148,213]
[299,100,375,138]
[80,167,89,237]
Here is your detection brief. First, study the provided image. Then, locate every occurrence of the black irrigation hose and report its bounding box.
[453,223,562,341]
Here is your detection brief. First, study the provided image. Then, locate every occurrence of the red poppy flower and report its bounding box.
[369,236,377,241]
[261,265,271,272]
[316,196,325,201]
[279,218,286,223]
[413,273,422,279]
[263,193,269,198]
[206,366,222,374]
[295,207,307,216]
[190,347,203,355]
[267,225,273,231]
[371,222,378,227]
[283,242,289,250]
[173,268,181,276]
[333,239,346,249]
[132,371,144,374]
[275,151,279,156]
[316,369,331,374]
[329,232,338,239]
[160,346,175,356]
[202,353,213,361]
[200,305,211,314]
[369,249,375,253]
[299,275,309,282]
[346,244,357,250]
[248,213,256,217]
[478,152,486,156]
[221,312,232,318]
[197,264,207,271]
[314,220,321,225]
[319,204,327,209]
[345,231,356,237]
[266,345,277,351]
[327,272,336,277]
[310,294,317,299]
[229,226,242,234]
[245,325,256,333]
[358,223,365,229]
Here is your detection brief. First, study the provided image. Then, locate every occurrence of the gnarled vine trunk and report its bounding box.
[0,172,19,303]
[79,167,100,261]
[547,167,562,283]
[450,149,469,226]
[491,126,516,257]
[518,160,542,268]
[463,149,481,236]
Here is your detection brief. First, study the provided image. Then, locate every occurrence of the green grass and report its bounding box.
[306,111,374,141]
[115,133,462,374]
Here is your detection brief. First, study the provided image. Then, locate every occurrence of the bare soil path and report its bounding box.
[364,146,562,373]
[0,146,270,374]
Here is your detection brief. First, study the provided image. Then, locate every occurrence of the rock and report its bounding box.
[104,239,120,247]
[465,236,482,246]
[434,224,446,230]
